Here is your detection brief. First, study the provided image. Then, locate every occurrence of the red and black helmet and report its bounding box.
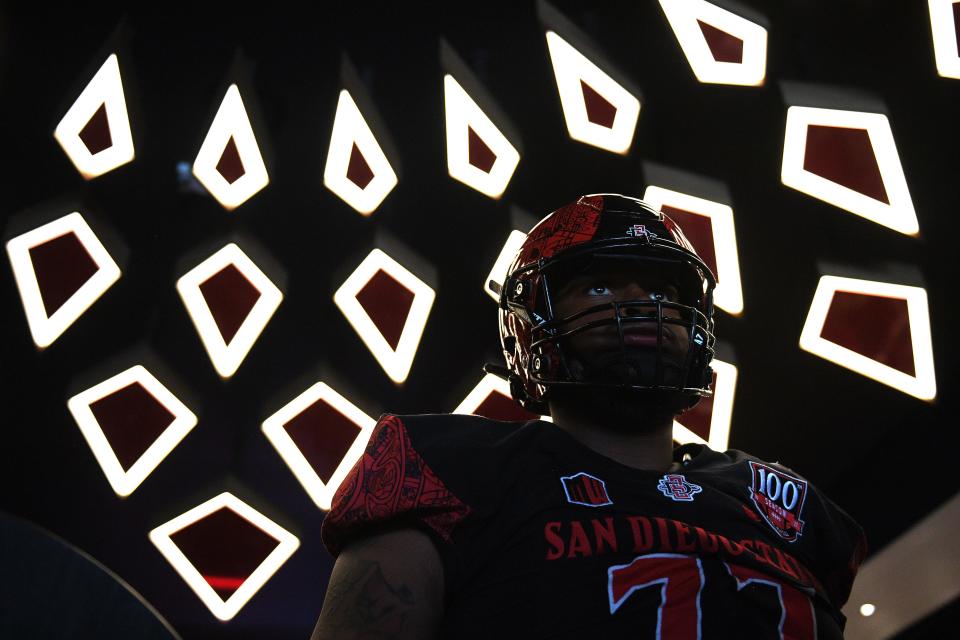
[496,193,717,415]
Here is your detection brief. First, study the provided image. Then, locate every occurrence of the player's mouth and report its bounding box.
[619,324,677,348]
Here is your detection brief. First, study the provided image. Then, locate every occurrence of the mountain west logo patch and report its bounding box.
[657,474,702,502]
[560,472,613,507]
[748,461,808,542]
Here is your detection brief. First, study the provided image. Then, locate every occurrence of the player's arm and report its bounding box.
[310,527,445,640]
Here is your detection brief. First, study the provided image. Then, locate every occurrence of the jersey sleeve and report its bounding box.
[320,413,474,563]
[817,494,868,610]
[769,461,868,611]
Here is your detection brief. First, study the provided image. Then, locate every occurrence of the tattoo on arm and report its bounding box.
[319,559,417,639]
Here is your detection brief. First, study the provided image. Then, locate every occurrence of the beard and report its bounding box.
[565,342,688,388]
[548,344,695,431]
[547,384,688,434]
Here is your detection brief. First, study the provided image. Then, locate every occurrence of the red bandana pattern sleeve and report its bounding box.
[321,414,472,557]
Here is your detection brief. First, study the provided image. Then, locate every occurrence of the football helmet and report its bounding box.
[496,193,717,415]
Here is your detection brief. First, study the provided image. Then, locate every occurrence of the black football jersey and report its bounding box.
[322,413,867,639]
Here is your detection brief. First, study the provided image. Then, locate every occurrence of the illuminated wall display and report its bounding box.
[799,276,936,400]
[192,84,270,211]
[66,365,197,497]
[322,89,398,215]
[928,0,960,79]
[643,186,744,315]
[484,229,528,302]
[149,492,299,621]
[262,381,376,511]
[6,211,121,348]
[454,372,550,422]
[544,31,641,154]
[673,358,737,451]
[781,106,918,235]
[333,248,435,384]
[443,74,520,199]
[658,0,768,86]
[176,243,282,378]
[53,53,135,179]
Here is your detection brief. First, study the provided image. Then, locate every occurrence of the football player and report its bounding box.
[312,194,866,639]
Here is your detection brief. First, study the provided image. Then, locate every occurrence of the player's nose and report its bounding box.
[616,283,655,317]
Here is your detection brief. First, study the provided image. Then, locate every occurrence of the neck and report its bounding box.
[548,388,677,472]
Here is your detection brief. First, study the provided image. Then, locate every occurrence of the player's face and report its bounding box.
[550,258,692,387]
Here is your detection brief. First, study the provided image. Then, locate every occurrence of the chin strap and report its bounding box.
[482,362,511,380]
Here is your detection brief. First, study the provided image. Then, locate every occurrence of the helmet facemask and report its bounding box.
[520,245,715,410]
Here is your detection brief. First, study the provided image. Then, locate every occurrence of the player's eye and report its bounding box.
[586,284,612,296]
[648,285,679,302]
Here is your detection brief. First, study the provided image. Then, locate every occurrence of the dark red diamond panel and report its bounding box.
[820,291,915,376]
[198,263,261,345]
[216,136,246,184]
[283,398,361,484]
[354,269,415,351]
[467,126,497,173]
[804,125,889,204]
[28,231,99,318]
[89,382,176,471]
[169,507,280,600]
[78,102,113,155]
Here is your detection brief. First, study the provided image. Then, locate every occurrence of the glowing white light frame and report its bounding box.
[323,89,398,215]
[658,0,768,86]
[642,186,744,315]
[673,358,737,451]
[192,84,270,211]
[544,31,641,154]
[334,248,435,384]
[6,211,121,348]
[175,243,282,378]
[262,381,376,511]
[799,276,936,401]
[443,74,520,199]
[67,365,197,497]
[454,372,553,421]
[54,54,135,179]
[781,106,918,236]
[484,229,527,302]
[149,492,299,621]
[928,0,960,79]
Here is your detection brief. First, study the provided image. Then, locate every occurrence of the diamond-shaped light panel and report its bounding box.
[149,492,299,621]
[781,106,918,235]
[444,74,520,199]
[928,0,960,79]
[673,358,737,451]
[323,89,398,215]
[455,373,551,422]
[262,381,376,510]
[176,243,282,378]
[643,186,744,315]
[54,53,135,179]
[334,248,435,384]
[192,84,269,211]
[799,276,936,400]
[6,211,121,348]
[658,0,768,86]
[484,229,528,302]
[66,365,197,497]
[544,31,641,154]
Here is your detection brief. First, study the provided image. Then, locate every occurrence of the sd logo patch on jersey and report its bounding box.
[747,461,808,542]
